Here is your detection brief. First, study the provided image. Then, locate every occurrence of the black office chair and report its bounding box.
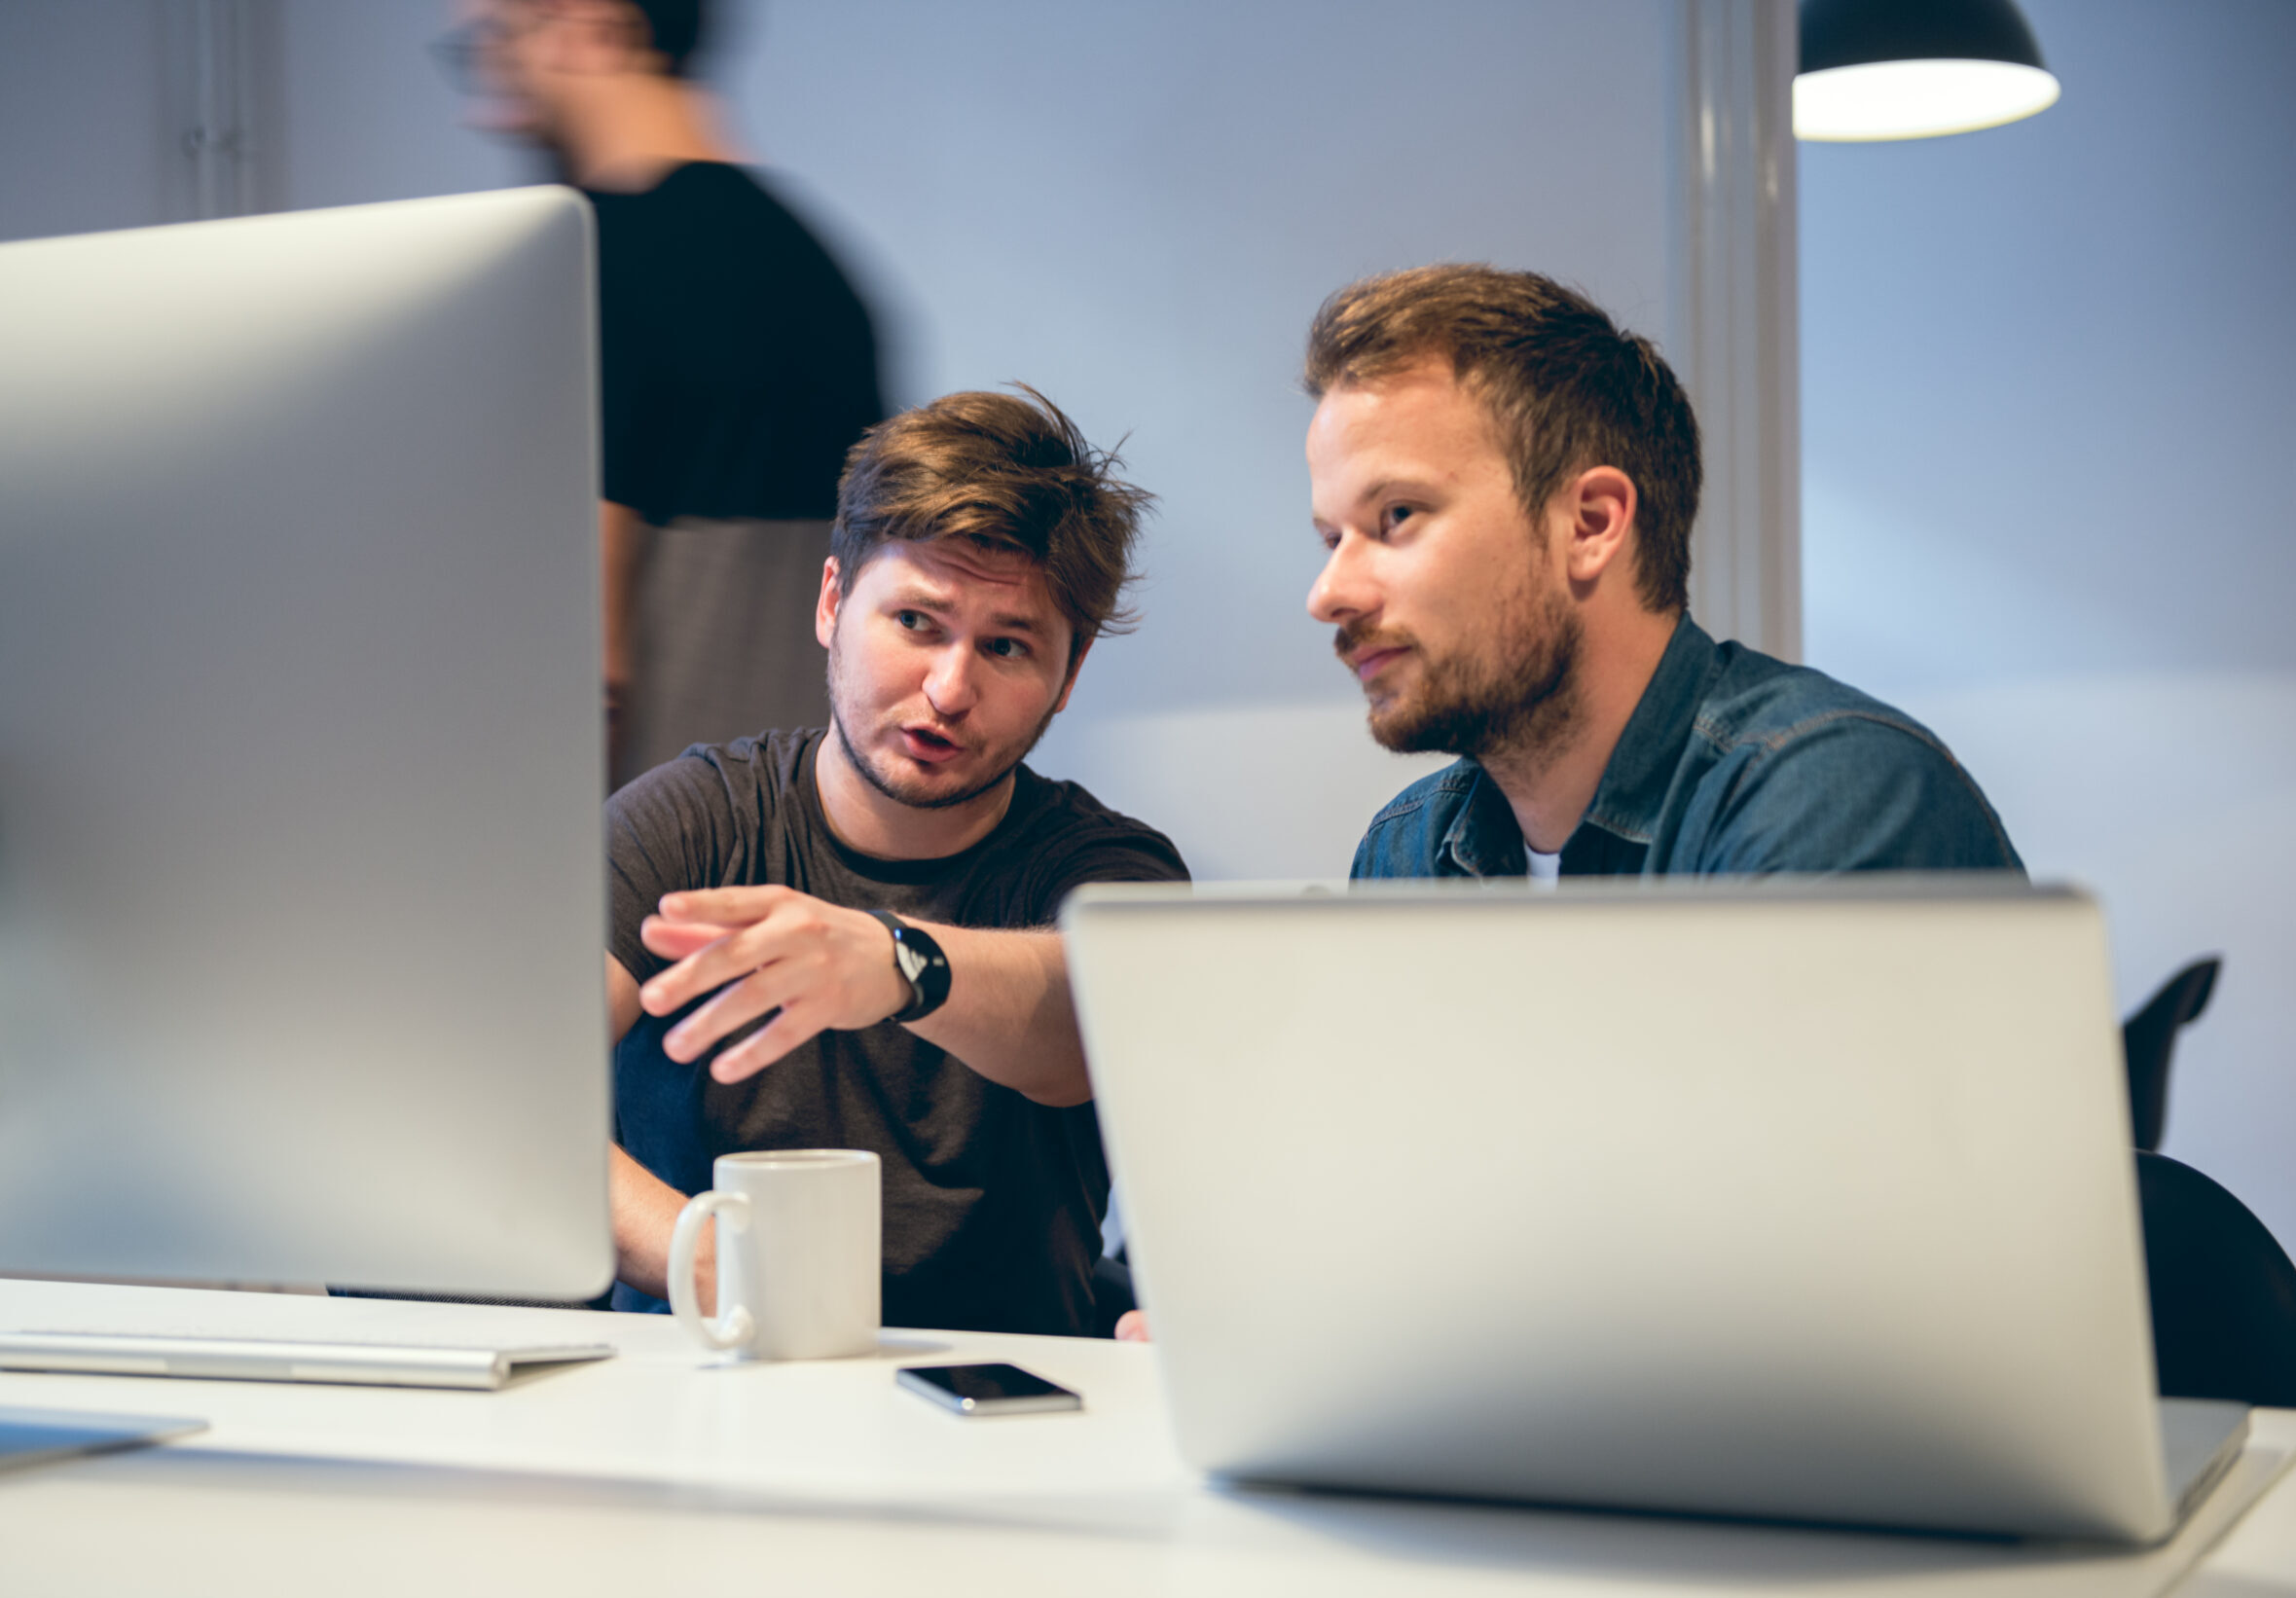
[2138,1150,2296,1406]
[2123,957,2220,1152]
[2115,955,2296,1403]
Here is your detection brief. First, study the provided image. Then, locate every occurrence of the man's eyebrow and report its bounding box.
[1312,476,1441,532]
[886,588,1043,633]
[1357,475,1441,504]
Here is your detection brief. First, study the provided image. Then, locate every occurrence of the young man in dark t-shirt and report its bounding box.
[602,387,1185,1336]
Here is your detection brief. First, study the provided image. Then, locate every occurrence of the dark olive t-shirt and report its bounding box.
[606,730,1188,1335]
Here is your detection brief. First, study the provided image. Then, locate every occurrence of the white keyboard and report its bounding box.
[0,1330,615,1391]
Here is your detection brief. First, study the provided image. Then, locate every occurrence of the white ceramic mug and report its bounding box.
[668,1149,882,1361]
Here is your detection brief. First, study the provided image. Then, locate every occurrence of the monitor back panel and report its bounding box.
[1066,882,2171,1541]
[0,190,611,1298]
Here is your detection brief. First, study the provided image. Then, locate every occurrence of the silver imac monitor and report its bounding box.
[0,188,612,1299]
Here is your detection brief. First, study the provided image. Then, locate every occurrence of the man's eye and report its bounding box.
[985,637,1029,660]
[1382,503,1417,534]
[895,610,929,631]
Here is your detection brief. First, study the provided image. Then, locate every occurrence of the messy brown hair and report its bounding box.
[1303,265,1700,614]
[830,385,1151,665]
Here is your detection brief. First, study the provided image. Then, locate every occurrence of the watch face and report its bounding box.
[894,941,928,984]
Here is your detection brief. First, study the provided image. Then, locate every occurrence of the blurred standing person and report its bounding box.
[445,0,885,786]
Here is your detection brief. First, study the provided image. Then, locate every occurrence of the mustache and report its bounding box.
[1333,622,1412,663]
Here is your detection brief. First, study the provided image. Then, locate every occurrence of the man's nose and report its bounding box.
[1307,533,1374,626]
[923,645,981,715]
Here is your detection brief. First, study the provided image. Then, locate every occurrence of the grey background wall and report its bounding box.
[2,0,1696,880]
[14,2,2281,1243]
[1,3,181,236]
[717,1,1689,879]
[1800,0,2296,1246]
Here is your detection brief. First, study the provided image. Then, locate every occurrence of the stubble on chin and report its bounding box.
[827,702,1059,814]
[1358,595,1585,771]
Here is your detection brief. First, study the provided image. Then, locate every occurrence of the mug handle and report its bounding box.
[669,1189,755,1352]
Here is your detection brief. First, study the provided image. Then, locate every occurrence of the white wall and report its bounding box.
[262,0,1690,879]
[3,0,1710,877]
[276,0,528,208]
[1801,0,2296,1245]
[717,0,1695,878]
[0,2,173,242]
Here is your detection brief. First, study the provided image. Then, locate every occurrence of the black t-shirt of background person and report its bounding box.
[606,730,1189,1336]
[587,162,884,526]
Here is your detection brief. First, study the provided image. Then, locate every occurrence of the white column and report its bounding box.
[1675,0,1801,661]
[164,0,281,222]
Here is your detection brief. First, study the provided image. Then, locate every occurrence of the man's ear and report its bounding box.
[1561,465,1638,589]
[1051,635,1095,715]
[815,556,843,649]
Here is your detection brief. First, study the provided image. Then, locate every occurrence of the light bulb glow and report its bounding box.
[1794,58,2060,141]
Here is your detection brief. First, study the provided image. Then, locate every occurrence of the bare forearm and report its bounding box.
[906,926,1090,1108]
[610,1142,712,1309]
[632,892,1091,1106]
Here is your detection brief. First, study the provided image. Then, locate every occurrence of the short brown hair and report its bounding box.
[830,385,1152,664]
[1303,265,1700,614]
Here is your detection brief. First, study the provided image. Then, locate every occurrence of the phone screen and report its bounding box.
[896,1362,1080,1413]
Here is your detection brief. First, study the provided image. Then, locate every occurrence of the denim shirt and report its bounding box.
[1351,615,2023,881]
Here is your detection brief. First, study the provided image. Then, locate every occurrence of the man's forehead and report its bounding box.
[859,538,1061,618]
[1308,361,1499,491]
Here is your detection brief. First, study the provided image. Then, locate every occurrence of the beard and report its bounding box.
[824,637,1060,812]
[1339,576,1584,767]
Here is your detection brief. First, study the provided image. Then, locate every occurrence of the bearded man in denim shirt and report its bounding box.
[1306,265,2021,884]
[1108,266,2023,1343]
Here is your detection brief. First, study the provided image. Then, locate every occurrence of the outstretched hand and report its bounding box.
[637,887,910,1082]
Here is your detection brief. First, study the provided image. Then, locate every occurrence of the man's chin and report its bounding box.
[849,735,1017,812]
[1365,694,1484,759]
[829,700,1056,815]
[1367,716,1448,757]
[876,765,986,808]
[1365,692,1439,756]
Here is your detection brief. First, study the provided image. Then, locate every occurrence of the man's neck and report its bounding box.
[1481,607,1678,856]
[550,75,735,194]
[814,732,1019,862]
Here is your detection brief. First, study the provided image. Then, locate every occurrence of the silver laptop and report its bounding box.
[1063,878,2247,1543]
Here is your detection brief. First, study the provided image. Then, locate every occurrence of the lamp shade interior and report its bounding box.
[1795,57,2060,141]
[1797,0,2058,141]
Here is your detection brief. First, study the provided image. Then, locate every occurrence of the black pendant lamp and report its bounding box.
[1796,0,2059,141]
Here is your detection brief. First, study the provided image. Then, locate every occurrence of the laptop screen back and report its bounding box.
[1066,879,2171,1540]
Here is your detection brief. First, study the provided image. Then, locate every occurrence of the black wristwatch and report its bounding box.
[866,909,952,1024]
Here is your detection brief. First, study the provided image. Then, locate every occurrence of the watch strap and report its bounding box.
[866,909,952,1024]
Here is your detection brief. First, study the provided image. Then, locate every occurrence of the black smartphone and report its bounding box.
[895,1362,1082,1416]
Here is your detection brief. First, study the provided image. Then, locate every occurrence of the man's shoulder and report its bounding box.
[652,724,812,789]
[1364,758,1483,831]
[1352,758,1483,879]
[607,729,815,847]
[1675,645,2021,872]
[594,163,833,270]
[660,164,847,266]
[1007,765,1188,875]
[603,161,777,219]
[1690,644,1953,767]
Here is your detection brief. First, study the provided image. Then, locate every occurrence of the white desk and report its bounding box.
[4,1279,2294,1597]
